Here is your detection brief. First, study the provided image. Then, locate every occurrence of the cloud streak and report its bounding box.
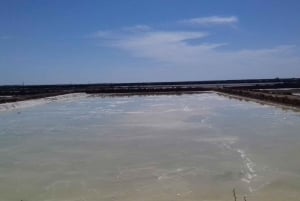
[122,25,152,32]
[179,16,238,26]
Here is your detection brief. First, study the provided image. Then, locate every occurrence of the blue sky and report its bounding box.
[1,0,300,84]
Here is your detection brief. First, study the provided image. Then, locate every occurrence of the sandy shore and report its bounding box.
[0,93,88,112]
[1,91,299,113]
[216,92,300,112]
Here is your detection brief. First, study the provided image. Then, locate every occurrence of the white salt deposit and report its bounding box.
[0,93,88,112]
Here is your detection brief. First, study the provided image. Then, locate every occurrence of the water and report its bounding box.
[0,93,300,201]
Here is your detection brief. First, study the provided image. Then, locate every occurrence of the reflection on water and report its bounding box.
[0,93,300,201]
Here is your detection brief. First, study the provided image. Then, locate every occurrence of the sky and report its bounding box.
[1,0,300,85]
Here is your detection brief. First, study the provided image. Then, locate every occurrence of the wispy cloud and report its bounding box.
[89,20,300,79]
[179,16,238,26]
[122,25,152,32]
[87,30,113,38]
[87,25,152,39]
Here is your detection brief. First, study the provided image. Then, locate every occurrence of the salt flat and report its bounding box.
[0,93,300,201]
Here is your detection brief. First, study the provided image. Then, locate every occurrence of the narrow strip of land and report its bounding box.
[1,78,300,108]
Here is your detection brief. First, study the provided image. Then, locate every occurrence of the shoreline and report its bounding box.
[215,91,300,112]
[0,92,209,112]
[1,90,300,113]
[0,93,88,112]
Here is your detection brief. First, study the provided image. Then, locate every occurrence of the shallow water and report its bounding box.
[0,93,300,201]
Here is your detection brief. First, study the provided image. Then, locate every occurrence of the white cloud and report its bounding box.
[180,16,238,26]
[87,25,152,40]
[116,31,207,46]
[122,25,152,32]
[87,30,113,39]
[112,31,213,63]
[89,23,300,79]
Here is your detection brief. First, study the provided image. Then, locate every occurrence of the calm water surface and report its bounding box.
[0,93,300,201]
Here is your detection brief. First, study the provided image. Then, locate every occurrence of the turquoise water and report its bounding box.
[0,93,300,201]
